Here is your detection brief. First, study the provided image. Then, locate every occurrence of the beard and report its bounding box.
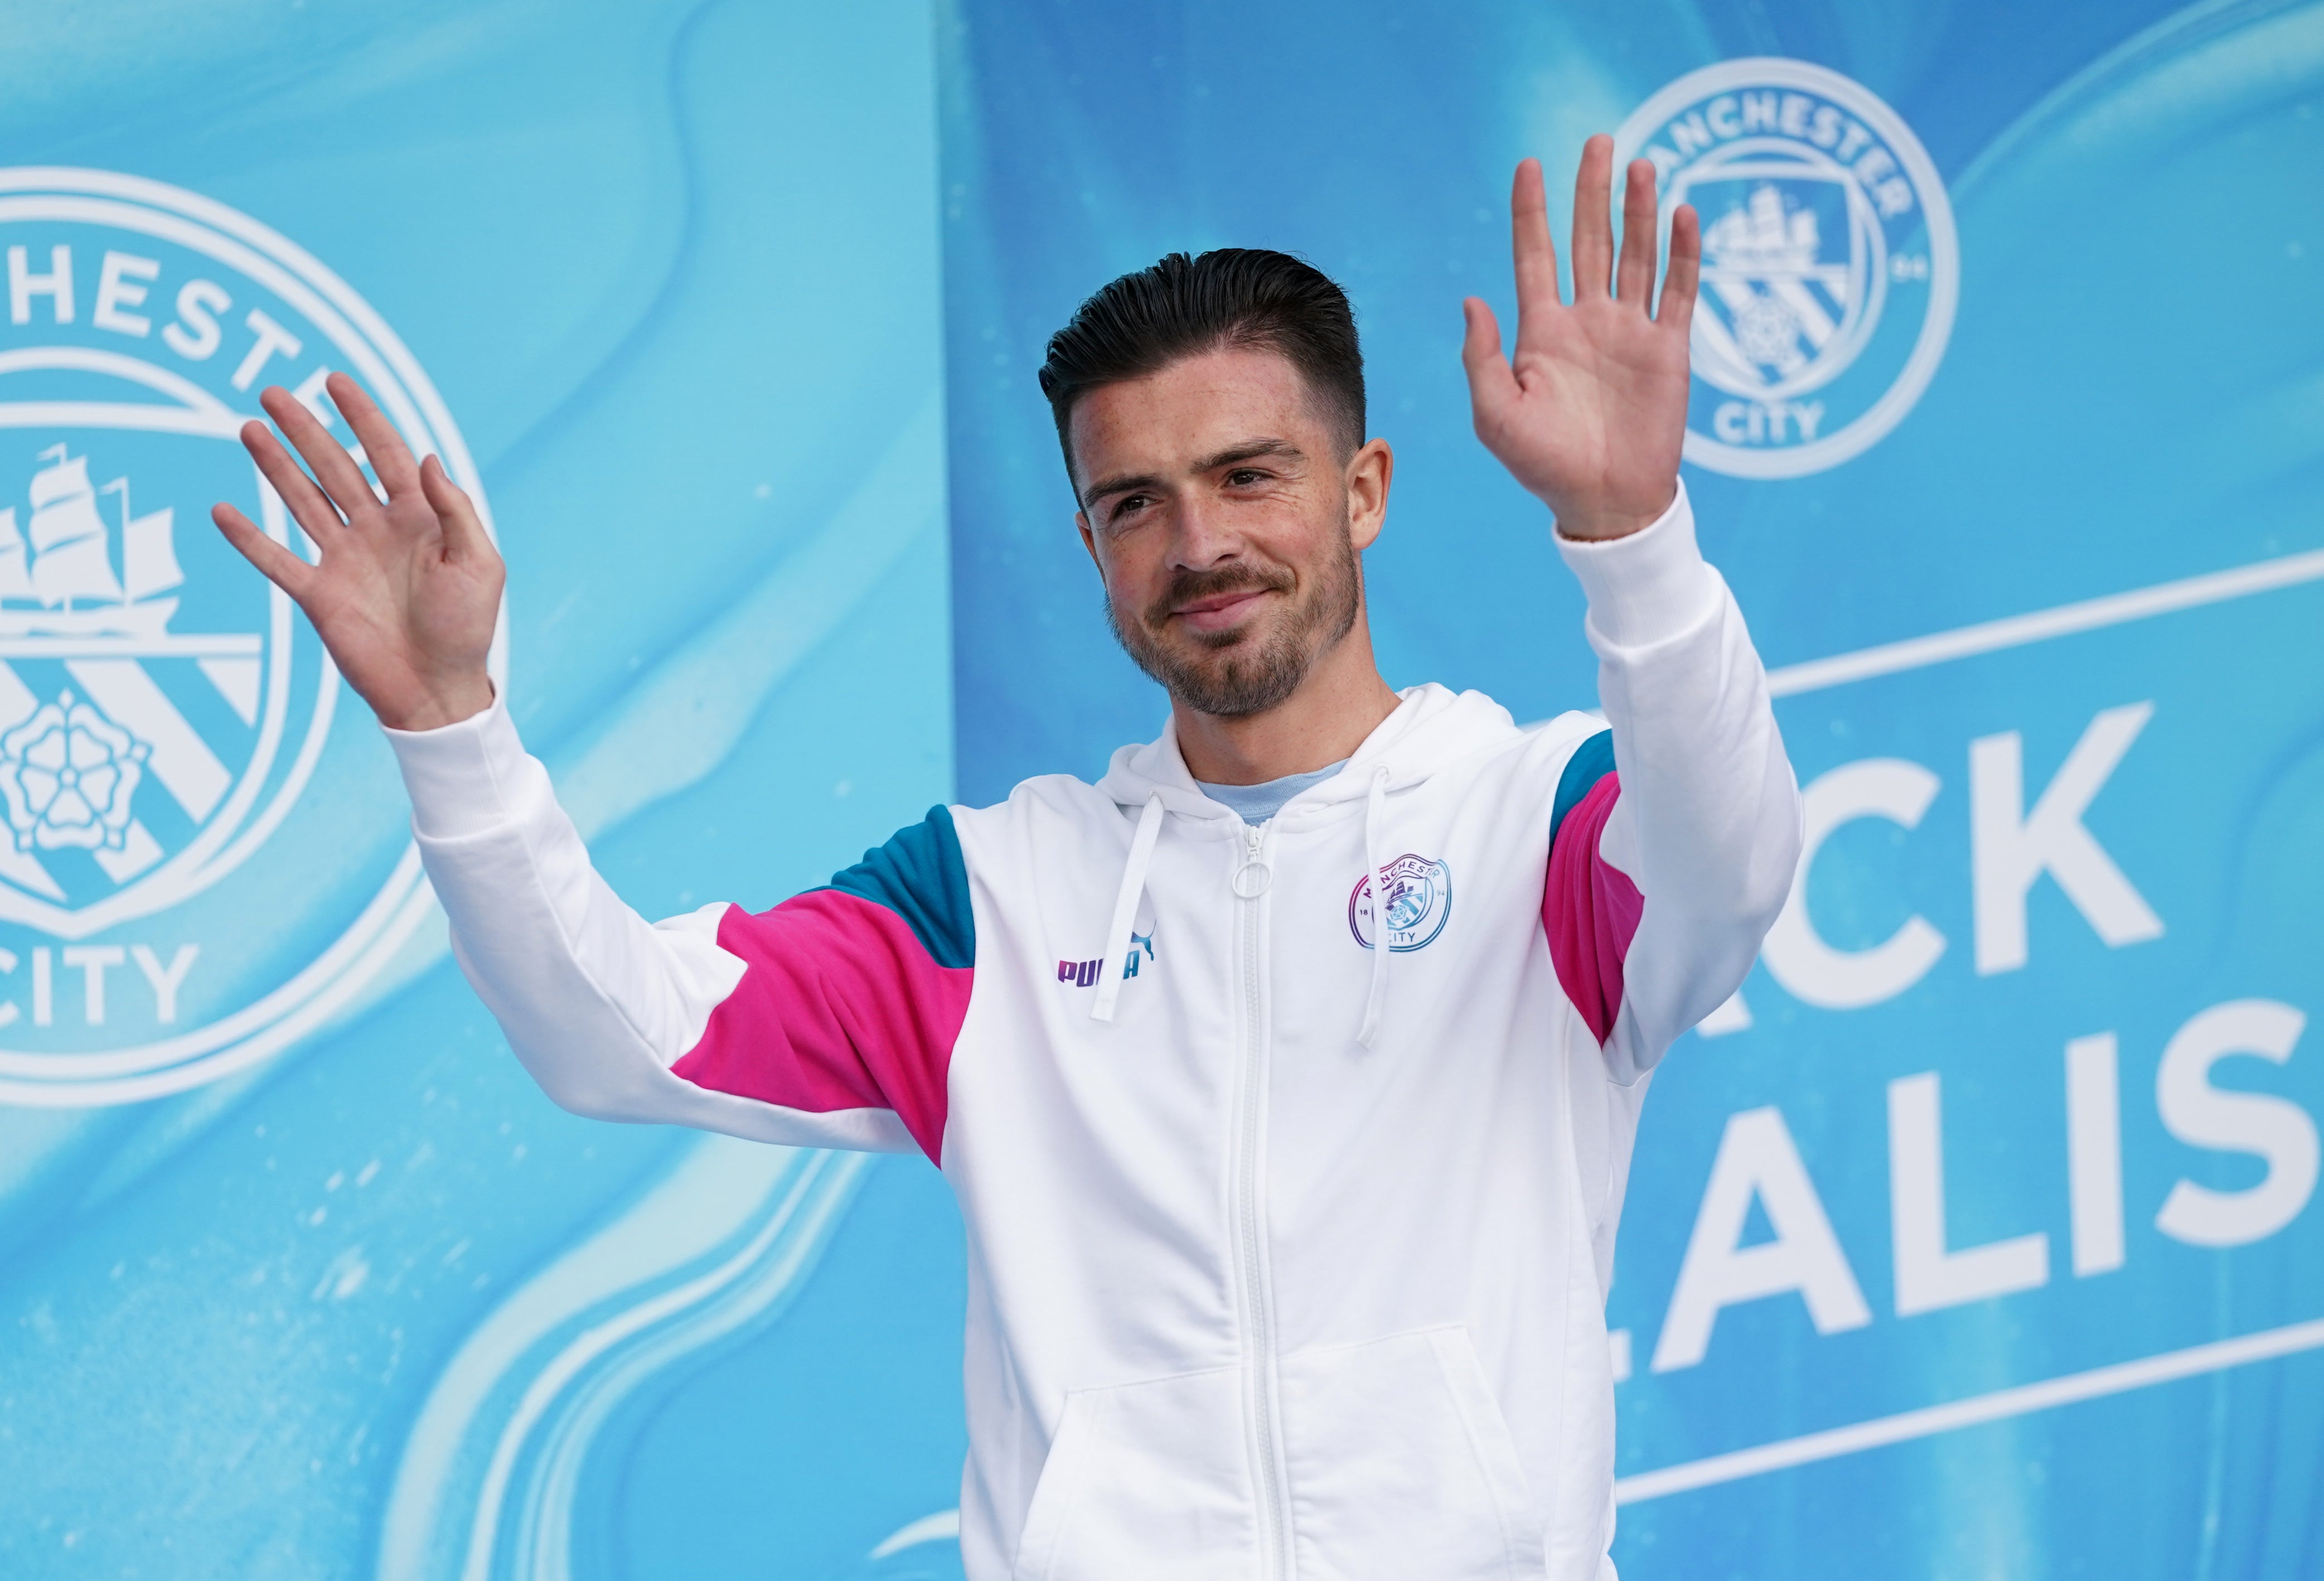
[1106,523,1363,719]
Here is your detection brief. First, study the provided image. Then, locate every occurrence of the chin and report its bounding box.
[1185,622,1262,655]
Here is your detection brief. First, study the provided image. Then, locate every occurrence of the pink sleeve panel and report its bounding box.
[1543,772,1645,1046]
[669,889,970,1163]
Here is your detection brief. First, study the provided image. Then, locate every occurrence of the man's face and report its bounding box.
[1071,346,1390,719]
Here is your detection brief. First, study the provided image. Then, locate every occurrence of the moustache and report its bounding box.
[1143,562,1297,630]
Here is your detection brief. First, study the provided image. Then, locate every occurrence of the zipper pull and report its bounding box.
[1233,822,1271,899]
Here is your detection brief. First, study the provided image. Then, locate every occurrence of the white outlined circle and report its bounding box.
[0,168,503,1105]
[1613,59,1959,478]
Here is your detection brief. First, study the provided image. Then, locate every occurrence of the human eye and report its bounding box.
[1223,467,1268,488]
[1106,492,1154,525]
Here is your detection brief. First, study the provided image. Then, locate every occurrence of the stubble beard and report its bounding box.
[1107,524,1363,719]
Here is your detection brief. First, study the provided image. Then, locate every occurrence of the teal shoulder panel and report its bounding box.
[822,805,976,970]
[1549,729,1617,849]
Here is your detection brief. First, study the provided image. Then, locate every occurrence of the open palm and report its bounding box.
[212,373,501,732]
[1462,137,1700,541]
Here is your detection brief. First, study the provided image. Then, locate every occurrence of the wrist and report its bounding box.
[1551,485,1677,543]
[375,673,496,733]
[1554,480,1714,648]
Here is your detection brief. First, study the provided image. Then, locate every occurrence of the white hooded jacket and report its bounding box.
[385,484,1801,1579]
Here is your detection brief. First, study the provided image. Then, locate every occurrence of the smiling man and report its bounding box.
[216,142,1800,1581]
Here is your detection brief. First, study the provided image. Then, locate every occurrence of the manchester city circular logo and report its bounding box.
[1348,854,1453,954]
[1613,58,1959,478]
[0,167,501,1105]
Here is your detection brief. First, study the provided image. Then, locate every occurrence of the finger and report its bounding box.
[1508,159,1562,332]
[259,384,380,519]
[1459,298,1519,432]
[325,371,421,497]
[420,453,497,564]
[211,502,317,599]
[1658,202,1701,330]
[1570,134,1616,300]
[1615,159,1660,306]
[236,418,348,544]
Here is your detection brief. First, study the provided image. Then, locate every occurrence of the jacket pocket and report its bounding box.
[1276,1326,1546,1580]
[1011,1363,1256,1581]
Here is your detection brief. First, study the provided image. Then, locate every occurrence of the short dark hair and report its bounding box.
[1038,249,1365,484]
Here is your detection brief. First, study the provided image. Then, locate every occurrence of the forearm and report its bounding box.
[385,697,935,1154]
[1557,484,1803,1077]
[384,695,747,1121]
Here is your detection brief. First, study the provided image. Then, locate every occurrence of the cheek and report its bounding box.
[1256,493,1346,561]
[1091,557,1150,628]
[1097,534,1166,603]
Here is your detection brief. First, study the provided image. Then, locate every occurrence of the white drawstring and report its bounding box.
[1357,766,1392,1048]
[1090,792,1165,1023]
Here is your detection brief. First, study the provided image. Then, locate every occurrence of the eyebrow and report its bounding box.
[1079,437,1307,510]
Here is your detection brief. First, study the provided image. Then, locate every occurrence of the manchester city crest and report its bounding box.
[1613,58,1958,478]
[0,168,501,1104]
[1348,854,1453,953]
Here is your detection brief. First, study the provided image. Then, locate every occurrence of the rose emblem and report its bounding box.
[0,690,148,853]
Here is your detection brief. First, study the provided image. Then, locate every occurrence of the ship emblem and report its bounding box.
[1613,57,1959,478]
[0,167,501,1103]
[1,443,187,638]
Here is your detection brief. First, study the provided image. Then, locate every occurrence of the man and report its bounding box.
[215,142,1799,1580]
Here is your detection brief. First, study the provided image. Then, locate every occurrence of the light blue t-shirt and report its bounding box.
[1194,760,1349,825]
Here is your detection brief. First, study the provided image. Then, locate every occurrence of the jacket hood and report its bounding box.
[1094,683,1533,819]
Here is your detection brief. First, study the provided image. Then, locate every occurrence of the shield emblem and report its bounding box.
[1673,142,1889,403]
[1383,868,1434,934]
[0,394,308,937]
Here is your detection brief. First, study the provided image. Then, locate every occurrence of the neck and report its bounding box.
[1171,610,1401,786]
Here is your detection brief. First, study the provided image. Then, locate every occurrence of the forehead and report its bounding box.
[1067,345,1326,485]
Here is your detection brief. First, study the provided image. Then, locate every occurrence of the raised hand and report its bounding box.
[212,373,501,732]
[1461,137,1700,541]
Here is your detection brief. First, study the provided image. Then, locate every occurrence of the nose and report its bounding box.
[1169,489,1243,570]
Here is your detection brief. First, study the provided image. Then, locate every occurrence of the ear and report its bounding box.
[1076,510,1102,571]
[1345,438,1394,553]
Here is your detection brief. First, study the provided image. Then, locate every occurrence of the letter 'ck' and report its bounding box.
[1970,702,2163,975]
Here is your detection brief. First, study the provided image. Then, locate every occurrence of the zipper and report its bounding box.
[1231,820,1291,1579]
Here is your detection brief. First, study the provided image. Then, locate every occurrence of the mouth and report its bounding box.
[1169,587,1274,635]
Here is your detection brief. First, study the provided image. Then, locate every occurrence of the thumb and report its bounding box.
[1460,297,1519,434]
[419,454,496,565]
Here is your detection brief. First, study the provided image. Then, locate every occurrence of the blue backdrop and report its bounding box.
[2,1,2320,1576]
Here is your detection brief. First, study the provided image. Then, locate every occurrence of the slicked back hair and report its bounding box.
[1039,249,1365,489]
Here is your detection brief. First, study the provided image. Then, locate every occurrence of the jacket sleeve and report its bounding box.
[1542,481,1803,1084]
[383,694,972,1160]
